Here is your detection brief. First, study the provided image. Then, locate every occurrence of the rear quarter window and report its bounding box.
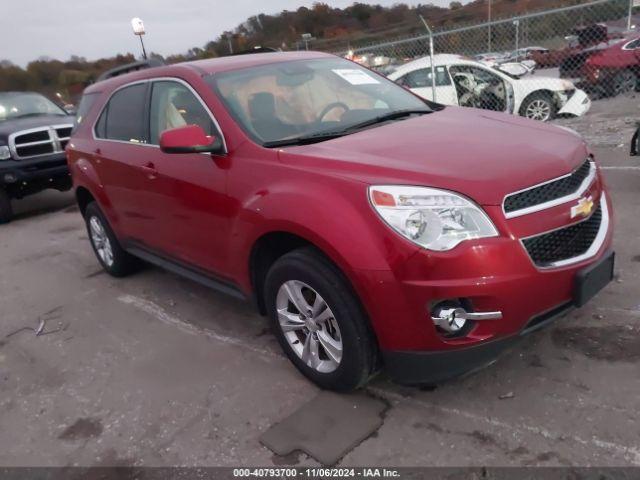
[72,92,99,134]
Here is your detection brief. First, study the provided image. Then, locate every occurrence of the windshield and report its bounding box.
[0,92,67,122]
[208,58,431,146]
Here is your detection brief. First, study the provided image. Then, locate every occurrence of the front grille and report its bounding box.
[522,203,602,267]
[55,126,72,150]
[9,124,72,160]
[17,143,55,157]
[504,159,592,214]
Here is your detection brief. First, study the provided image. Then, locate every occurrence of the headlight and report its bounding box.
[369,186,498,251]
[0,145,11,161]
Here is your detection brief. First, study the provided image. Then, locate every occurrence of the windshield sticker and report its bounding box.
[332,69,380,85]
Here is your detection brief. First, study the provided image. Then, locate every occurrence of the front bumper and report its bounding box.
[353,184,614,385]
[0,153,71,196]
[383,300,577,385]
[558,88,591,117]
[383,245,614,385]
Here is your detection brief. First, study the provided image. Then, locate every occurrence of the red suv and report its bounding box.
[67,52,614,391]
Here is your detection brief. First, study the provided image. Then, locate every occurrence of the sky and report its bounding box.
[1,0,466,67]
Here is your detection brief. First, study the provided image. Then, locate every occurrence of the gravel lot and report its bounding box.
[1,97,639,467]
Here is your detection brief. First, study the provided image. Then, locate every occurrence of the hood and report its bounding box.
[0,114,74,141]
[278,107,588,206]
[515,75,574,91]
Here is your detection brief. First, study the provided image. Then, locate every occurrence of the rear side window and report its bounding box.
[95,83,148,143]
[624,38,640,50]
[72,92,99,134]
[398,67,451,88]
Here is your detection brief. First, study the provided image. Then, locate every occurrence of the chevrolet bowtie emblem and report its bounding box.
[571,196,594,219]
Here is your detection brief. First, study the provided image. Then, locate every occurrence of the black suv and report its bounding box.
[0,91,75,223]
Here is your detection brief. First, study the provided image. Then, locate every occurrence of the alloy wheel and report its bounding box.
[614,70,636,95]
[276,280,343,373]
[89,216,114,267]
[525,99,551,121]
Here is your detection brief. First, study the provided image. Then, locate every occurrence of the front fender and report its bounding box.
[228,176,419,292]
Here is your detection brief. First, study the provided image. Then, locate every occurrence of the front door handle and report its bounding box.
[141,162,157,179]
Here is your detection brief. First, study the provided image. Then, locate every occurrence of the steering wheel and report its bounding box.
[317,102,350,122]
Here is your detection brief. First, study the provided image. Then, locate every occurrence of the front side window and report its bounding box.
[449,65,507,111]
[0,92,66,122]
[208,58,430,145]
[149,81,217,145]
[96,83,147,143]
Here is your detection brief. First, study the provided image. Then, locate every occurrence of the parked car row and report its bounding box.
[388,54,590,122]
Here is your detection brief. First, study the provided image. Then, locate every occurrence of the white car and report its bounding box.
[388,54,591,122]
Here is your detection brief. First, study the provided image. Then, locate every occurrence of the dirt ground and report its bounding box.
[0,95,639,467]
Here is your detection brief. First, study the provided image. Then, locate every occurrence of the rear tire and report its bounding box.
[0,189,13,224]
[520,92,556,122]
[84,202,140,277]
[264,247,378,391]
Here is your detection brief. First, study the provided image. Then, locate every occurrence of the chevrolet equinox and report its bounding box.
[67,52,614,391]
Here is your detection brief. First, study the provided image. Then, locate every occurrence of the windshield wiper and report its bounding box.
[263,131,349,148]
[262,108,431,148]
[12,113,59,119]
[339,108,431,133]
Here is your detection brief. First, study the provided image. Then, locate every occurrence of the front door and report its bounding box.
[448,65,513,113]
[140,79,231,275]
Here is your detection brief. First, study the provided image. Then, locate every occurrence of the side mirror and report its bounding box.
[631,126,640,156]
[159,125,224,155]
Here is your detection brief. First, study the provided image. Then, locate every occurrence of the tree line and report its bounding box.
[0,0,597,103]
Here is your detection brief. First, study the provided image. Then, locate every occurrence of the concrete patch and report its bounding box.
[260,391,386,466]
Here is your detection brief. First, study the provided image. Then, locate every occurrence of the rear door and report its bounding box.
[396,66,459,105]
[92,81,159,243]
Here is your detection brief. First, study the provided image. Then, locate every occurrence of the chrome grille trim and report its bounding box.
[503,160,596,219]
[8,124,73,160]
[519,193,610,270]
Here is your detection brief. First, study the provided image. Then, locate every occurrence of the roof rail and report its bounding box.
[96,58,165,82]
[230,46,279,56]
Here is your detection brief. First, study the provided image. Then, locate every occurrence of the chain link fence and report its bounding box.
[318,0,639,122]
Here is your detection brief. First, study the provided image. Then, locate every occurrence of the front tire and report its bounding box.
[84,202,140,277]
[0,189,13,224]
[264,248,378,391]
[520,92,556,122]
[610,69,638,96]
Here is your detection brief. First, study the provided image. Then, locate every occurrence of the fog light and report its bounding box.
[431,307,468,334]
[431,304,503,334]
[3,173,17,183]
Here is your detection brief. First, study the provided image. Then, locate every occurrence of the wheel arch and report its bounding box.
[518,89,557,117]
[249,230,357,316]
[75,186,96,217]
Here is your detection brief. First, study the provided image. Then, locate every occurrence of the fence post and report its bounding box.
[488,0,492,52]
[419,15,437,103]
[514,19,520,60]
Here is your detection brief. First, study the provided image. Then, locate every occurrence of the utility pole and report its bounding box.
[628,0,634,31]
[419,15,437,103]
[227,35,233,55]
